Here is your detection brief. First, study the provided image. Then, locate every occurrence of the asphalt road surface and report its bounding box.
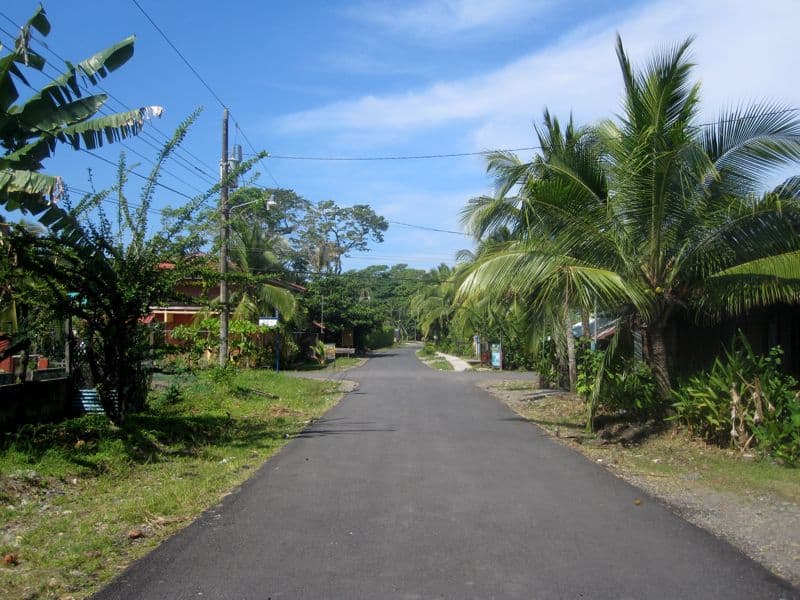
[94,346,798,599]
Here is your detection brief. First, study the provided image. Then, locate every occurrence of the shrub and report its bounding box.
[417,343,436,358]
[502,337,535,371]
[671,332,800,464]
[149,383,184,410]
[576,347,603,400]
[209,363,238,388]
[600,360,660,420]
[364,326,395,350]
[534,338,560,388]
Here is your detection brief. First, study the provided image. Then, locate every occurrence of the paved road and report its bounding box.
[95,346,797,599]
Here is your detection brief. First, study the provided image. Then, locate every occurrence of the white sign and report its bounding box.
[258,317,279,328]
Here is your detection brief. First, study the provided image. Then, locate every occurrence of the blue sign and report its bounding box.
[491,342,502,369]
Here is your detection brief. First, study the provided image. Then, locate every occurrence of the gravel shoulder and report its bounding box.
[476,377,800,588]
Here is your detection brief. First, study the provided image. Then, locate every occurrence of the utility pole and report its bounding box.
[219,108,230,366]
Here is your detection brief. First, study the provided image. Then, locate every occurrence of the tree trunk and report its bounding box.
[581,307,591,346]
[648,322,671,404]
[564,302,577,393]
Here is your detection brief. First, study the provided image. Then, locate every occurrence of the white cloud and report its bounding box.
[346,0,550,38]
[278,0,800,151]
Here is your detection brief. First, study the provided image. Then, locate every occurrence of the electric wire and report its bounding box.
[0,29,209,198]
[263,147,543,161]
[0,14,219,180]
[233,120,281,188]
[129,0,227,111]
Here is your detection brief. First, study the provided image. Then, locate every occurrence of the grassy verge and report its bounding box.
[291,356,364,372]
[488,382,800,502]
[415,348,454,371]
[428,358,454,371]
[0,369,342,600]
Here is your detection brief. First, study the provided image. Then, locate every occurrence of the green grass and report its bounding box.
[416,345,436,359]
[415,348,453,371]
[0,369,342,600]
[291,356,363,372]
[428,358,454,371]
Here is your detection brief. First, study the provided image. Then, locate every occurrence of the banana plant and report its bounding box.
[0,6,162,236]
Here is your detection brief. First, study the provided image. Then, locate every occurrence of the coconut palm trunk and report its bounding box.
[647,321,671,404]
[564,288,577,392]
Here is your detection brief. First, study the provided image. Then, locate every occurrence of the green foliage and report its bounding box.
[363,325,394,349]
[172,318,287,369]
[298,200,388,274]
[311,339,326,364]
[208,362,238,388]
[0,6,160,220]
[672,333,800,463]
[501,336,535,370]
[599,361,660,420]
[455,36,800,403]
[417,343,436,358]
[149,382,184,410]
[299,273,385,348]
[436,336,471,357]
[534,337,561,388]
[576,347,603,400]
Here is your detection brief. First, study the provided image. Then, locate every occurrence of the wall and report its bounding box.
[0,378,73,431]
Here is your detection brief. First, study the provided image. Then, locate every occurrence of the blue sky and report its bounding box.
[4,0,800,270]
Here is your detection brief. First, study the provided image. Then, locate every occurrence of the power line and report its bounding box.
[262,147,543,161]
[234,119,281,188]
[251,108,800,162]
[0,18,218,194]
[125,3,288,197]
[130,0,227,110]
[79,149,196,201]
[0,13,220,183]
[388,220,466,236]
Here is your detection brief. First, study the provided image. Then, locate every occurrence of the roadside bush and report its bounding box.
[311,340,326,364]
[671,333,800,464]
[437,336,471,357]
[502,337,535,371]
[534,338,560,388]
[364,326,395,350]
[576,347,603,401]
[600,360,660,420]
[417,343,436,358]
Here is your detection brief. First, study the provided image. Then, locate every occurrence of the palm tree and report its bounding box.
[459,36,800,402]
[460,111,610,390]
[594,35,800,398]
[409,264,459,341]
[228,216,296,321]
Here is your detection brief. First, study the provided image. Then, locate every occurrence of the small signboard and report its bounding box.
[258,317,279,327]
[491,342,502,369]
[324,343,337,362]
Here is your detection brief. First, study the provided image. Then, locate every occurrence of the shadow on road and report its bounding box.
[298,427,396,438]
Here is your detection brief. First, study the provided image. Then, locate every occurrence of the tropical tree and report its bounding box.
[459,111,610,390]
[458,36,800,403]
[409,263,459,342]
[297,200,388,274]
[594,36,800,398]
[13,113,212,421]
[228,214,296,322]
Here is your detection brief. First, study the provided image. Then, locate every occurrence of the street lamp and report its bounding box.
[219,192,276,366]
